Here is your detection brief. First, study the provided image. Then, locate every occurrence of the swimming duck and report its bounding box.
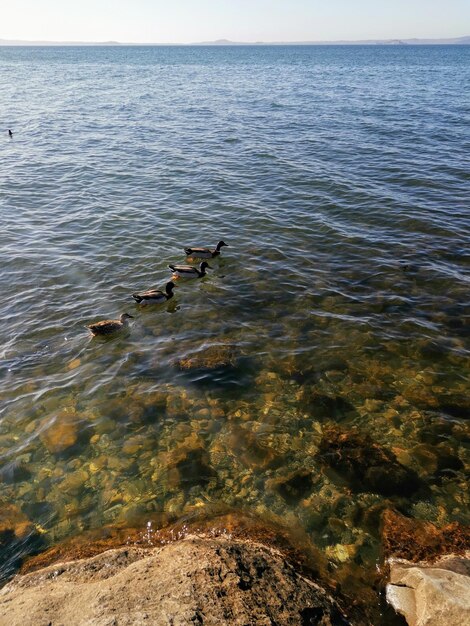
[86,313,134,336]
[169,261,212,279]
[132,281,175,305]
[8,129,13,139]
[184,240,228,259]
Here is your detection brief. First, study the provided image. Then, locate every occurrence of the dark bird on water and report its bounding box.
[8,130,13,138]
[169,261,212,279]
[184,240,228,259]
[132,281,176,305]
[86,313,134,336]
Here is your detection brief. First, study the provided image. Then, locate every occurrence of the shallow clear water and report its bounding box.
[0,44,469,620]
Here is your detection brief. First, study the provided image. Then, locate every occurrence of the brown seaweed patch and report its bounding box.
[435,394,470,420]
[381,509,470,562]
[229,425,284,470]
[157,433,218,495]
[170,449,217,494]
[302,392,357,422]
[267,470,316,505]
[317,426,424,497]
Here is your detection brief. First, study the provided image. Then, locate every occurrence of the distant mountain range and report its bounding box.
[194,36,470,45]
[1,36,469,46]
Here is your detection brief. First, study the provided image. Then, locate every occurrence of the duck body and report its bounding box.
[169,261,211,279]
[184,240,228,259]
[86,313,133,336]
[132,281,175,305]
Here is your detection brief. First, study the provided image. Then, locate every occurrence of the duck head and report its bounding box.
[216,240,228,250]
[166,281,176,294]
[120,313,134,322]
[200,262,212,271]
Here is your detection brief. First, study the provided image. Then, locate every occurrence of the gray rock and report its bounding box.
[386,554,470,626]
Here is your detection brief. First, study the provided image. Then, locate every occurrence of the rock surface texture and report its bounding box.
[386,554,470,626]
[0,535,351,626]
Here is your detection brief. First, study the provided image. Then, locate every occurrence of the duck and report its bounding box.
[132,281,175,305]
[8,129,13,139]
[184,240,228,259]
[86,313,134,336]
[169,261,212,279]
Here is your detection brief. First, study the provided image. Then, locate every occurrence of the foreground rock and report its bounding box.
[382,510,470,625]
[386,554,470,626]
[0,535,351,626]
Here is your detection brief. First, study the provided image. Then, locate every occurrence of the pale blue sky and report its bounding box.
[1,0,469,43]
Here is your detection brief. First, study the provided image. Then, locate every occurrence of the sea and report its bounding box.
[0,44,469,623]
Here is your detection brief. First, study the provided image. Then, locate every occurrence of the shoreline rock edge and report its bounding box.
[0,534,352,626]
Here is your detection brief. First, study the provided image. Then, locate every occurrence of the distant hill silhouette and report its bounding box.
[1,35,469,46]
[194,36,470,46]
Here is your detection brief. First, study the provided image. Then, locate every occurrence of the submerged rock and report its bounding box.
[0,535,352,626]
[39,410,79,454]
[177,344,238,371]
[59,469,90,496]
[0,503,42,580]
[0,503,35,546]
[317,426,424,497]
[0,458,31,484]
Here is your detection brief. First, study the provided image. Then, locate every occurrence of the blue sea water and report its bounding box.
[0,45,469,620]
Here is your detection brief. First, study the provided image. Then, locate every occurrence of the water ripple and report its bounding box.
[0,46,469,615]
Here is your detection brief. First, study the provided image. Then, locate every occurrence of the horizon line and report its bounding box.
[0,34,469,47]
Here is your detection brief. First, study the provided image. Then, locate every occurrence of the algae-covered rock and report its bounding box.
[177,343,238,371]
[381,509,470,563]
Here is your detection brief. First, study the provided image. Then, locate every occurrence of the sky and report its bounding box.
[1,0,469,43]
